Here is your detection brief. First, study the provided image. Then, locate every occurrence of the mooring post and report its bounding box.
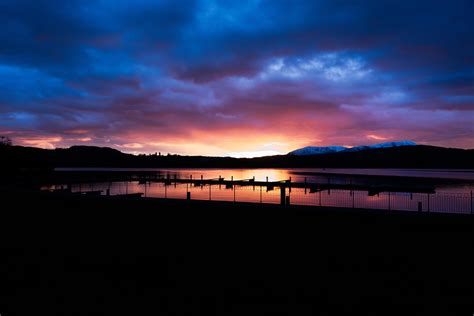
[304,177,307,194]
[418,201,422,212]
[471,191,473,214]
[106,188,110,196]
[260,185,262,203]
[187,191,191,200]
[266,176,268,182]
[209,183,211,200]
[280,185,286,205]
[164,183,167,199]
[319,190,322,206]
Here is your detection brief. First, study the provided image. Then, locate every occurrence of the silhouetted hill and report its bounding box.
[0,144,473,169]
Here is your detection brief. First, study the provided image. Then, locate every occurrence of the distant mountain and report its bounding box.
[288,141,416,156]
[288,146,347,155]
[344,140,417,152]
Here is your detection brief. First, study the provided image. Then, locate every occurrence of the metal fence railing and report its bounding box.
[42,181,473,215]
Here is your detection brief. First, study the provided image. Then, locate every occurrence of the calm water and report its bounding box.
[55,168,474,191]
[45,168,473,214]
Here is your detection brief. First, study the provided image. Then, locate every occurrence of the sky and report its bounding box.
[0,0,473,157]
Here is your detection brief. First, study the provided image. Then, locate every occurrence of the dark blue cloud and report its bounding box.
[0,0,472,153]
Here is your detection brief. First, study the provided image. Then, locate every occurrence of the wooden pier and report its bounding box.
[141,176,436,195]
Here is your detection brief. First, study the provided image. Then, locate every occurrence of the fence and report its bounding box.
[43,180,474,215]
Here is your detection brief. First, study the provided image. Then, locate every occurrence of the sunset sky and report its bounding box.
[0,0,473,157]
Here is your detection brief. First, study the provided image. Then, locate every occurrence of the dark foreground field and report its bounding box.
[0,191,473,315]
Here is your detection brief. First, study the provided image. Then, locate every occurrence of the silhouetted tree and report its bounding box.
[0,136,12,146]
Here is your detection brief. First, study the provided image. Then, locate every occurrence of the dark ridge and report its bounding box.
[0,144,473,169]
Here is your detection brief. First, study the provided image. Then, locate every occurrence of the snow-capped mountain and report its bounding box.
[344,140,417,152]
[288,146,347,156]
[288,141,416,156]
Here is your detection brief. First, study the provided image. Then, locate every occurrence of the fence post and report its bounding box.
[388,191,391,211]
[352,190,355,208]
[427,193,430,213]
[471,191,473,214]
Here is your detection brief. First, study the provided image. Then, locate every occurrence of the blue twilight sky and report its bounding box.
[0,0,473,156]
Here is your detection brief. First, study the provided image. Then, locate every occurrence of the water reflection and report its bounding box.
[55,167,474,192]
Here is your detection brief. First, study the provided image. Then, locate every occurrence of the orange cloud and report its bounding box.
[366,134,389,141]
[19,137,63,149]
[115,143,144,149]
